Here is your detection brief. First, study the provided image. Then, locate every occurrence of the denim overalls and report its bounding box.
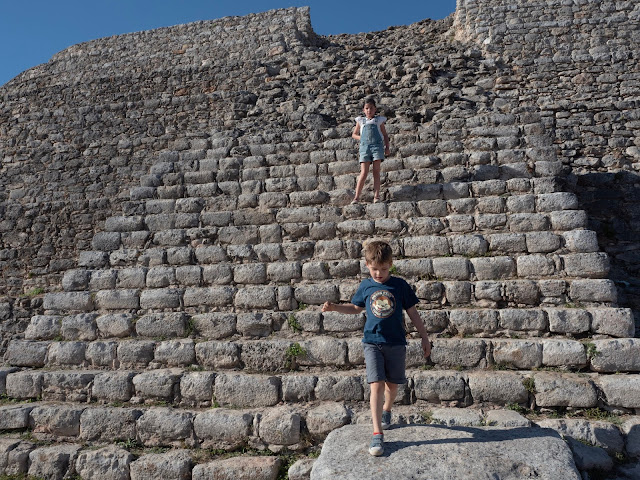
[359,118,385,163]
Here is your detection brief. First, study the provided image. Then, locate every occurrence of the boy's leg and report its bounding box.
[383,382,398,412]
[370,380,385,434]
[372,159,382,200]
[354,161,370,201]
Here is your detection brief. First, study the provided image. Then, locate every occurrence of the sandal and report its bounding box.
[351,198,359,204]
[373,196,380,203]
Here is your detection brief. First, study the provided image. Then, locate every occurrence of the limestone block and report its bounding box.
[130,450,192,480]
[431,339,486,368]
[413,371,466,403]
[485,409,531,428]
[79,407,141,442]
[295,284,339,305]
[235,286,277,309]
[417,199,447,217]
[218,225,259,244]
[95,313,134,338]
[282,374,317,402]
[194,245,228,263]
[117,340,156,368]
[30,405,84,437]
[0,367,17,396]
[146,266,176,287]
[191,312,236,339]
[267,261,302,282]
[542,340,587,367]
[471,256,515,280]
[309,222,337,240]
[536,192,578,212]
[475,213,507,230]
[492,340,542,369]
[404,235,450,257]
[75,445,133,480]
[447,214,475,232]
[92,232,122,252]
[43,292,93,311]
[322,312,365,333]
[154,339,196,366]
[474,281,503,302]
[408,217,446,235]
[590,307,635,337]
[546,308,591,334]
[5,340,48,367]
[622,418,640,458]
[566,437,613,472]
[180,371,215,404]
[516,254,555,277]
[196,341,240,369]
[25,315,61,340]
[137,408,194,447]
[236,312,273,337]
[504,281,540,305]
[433,257,470,280]
[43,371,96,402]
[534,372,597,408]
[288,458,315,480]
[290,311,321,333]
[133,369,181,400]
[62,269,90,291]
[234,263,267,284]
[193,409,253,449]
[78,251,109,268]
[184,286,236,307]
[106,215,144,232]
[241,339,294,372]
[569,279,617,303]
[525,231,562,253]
[260,406,301,446]
[47,342,87,366]
[306,403,350,438]
[597,375,640,409]
[506,194,535,213]
[443,281,472,304]
[450,234,488,256]
[28,445,81,480]
[507,213,549,233]
[214,374,280,407]
[499,309,547,331]
[95,289,140,310]
[432,408,483,426]
[549,210,588,230]
[327,260,360,278]
[487,234,527,255]
[0,405,33,429]
[61,313,98,341]
[136,312,186,338]
[536,419,624,454]
[298,337,347,366]
[6,371,42,399]
[449,309,498,335]
[393,259,433,278]
[315,375,364,402]
[92,372,135,402]
[562,252,610,278]
[139,288,182,309]
[562,230,599,253]
[192,456,281,480]
[467,371,528,404]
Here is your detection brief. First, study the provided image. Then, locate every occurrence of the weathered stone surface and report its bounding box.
[431,408,483,426]
[75,445,133,480]
[536,419,624,454]
[413,371,466,403]
[30,405,84,437]
[130,449,192,480]
[597,375,640,409]
[590,339,640,372]
[306,403,350,438]
[214,373,280,407]
[0,405,33,429]
[79,407,141,442]
[485,410,531,428]
[136,408,194,447]
[492,340,542,369]
[467,371,528,404]
[311,425,580,479]
[259,405,301,446]
[534,372,598,408]
[193,409,253,449]
[28,445,81,480]
[192,456,282,480]
[92,371,135,402]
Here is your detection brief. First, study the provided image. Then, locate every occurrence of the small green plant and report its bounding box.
[287,314,302,333]
[285,342,307,370]
[389,264,398,275]
[522,377,536,394]
[420,411,433,424]
[584,342,601,359]
[296,302,308,311]
[506,403,527,414]
[185,317,196,336]
[116,438,141,449]
[23,287,45,297]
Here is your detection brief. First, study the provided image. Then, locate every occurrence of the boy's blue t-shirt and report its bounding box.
[351,276,419,345]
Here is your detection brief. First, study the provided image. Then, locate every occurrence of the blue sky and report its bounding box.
[0,0,456,87]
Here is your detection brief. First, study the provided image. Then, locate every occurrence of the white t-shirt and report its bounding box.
[355,115,386,143]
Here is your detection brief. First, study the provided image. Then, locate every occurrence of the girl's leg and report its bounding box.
[353,161,370,202]
[370,380,385,433]
[383,382,398,412]
[372,160,382,201]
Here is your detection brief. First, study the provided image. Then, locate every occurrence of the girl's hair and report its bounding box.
[364,97,377,107]
[364,240,393,264]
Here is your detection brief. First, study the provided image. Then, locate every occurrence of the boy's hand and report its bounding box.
[384,146,390,156]
[421,337,431,358]
[322,302,334,312]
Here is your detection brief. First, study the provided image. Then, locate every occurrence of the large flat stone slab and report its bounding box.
[311,424,580,480]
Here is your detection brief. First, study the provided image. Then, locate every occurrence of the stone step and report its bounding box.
[23,306,635,344]
[46,277,622,316]
[0,404,636,479]
[3,365,640,412]
[4,336,640,376]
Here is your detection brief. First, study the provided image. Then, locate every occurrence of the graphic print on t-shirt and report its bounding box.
[370,290,396,318]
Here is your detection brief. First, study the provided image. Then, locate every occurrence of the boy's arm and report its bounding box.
[406,305,431,358]
[380,123,390,155]
[351,122,361,141]
[322,301,364,315]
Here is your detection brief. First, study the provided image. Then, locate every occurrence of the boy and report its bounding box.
[322,240,431,456]
[351,98,390,204]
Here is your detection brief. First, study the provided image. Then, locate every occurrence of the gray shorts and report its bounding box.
[359,143,385,163]
[363,343,407,385]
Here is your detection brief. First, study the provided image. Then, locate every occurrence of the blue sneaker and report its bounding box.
[369,433,384,456]
[381,410,392,430]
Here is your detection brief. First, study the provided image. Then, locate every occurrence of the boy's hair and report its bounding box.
[364,240,393,265]
[364,97,377,107]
